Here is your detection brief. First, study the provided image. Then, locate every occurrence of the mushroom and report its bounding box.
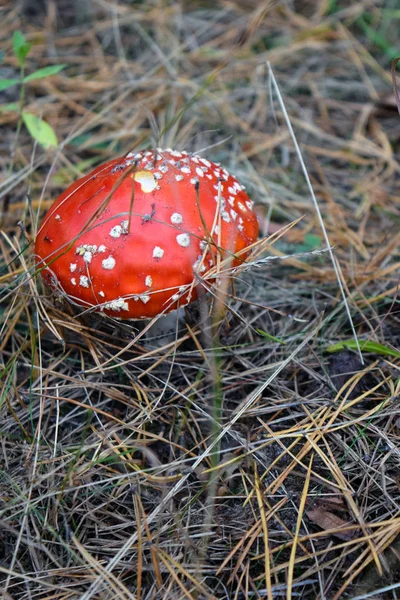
[35,149,258,321]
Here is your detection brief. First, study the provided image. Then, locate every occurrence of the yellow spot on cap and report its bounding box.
[133,170,157,193]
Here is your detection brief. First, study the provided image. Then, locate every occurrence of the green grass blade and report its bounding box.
[24,64,66,82]
[0,78,20,91]
[326,339,400,358]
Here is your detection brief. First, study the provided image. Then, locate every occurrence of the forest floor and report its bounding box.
[1,1,400,599]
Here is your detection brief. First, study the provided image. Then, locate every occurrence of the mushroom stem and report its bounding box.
[144,308,186,347]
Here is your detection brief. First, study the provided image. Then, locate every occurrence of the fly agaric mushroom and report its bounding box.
[35,149,258,319]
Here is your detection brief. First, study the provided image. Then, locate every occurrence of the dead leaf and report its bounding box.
[307,507,357,541]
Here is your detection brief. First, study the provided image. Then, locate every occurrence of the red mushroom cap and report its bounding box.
[35,149,258,319]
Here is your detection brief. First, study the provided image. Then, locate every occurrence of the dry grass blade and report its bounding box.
[254,467,273,600]
[287,455,313,600]
[391,57,400,115]
[267,63,363,365]
[71,534,137,600]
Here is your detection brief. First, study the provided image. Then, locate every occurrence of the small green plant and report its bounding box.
[0,31,65,149]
